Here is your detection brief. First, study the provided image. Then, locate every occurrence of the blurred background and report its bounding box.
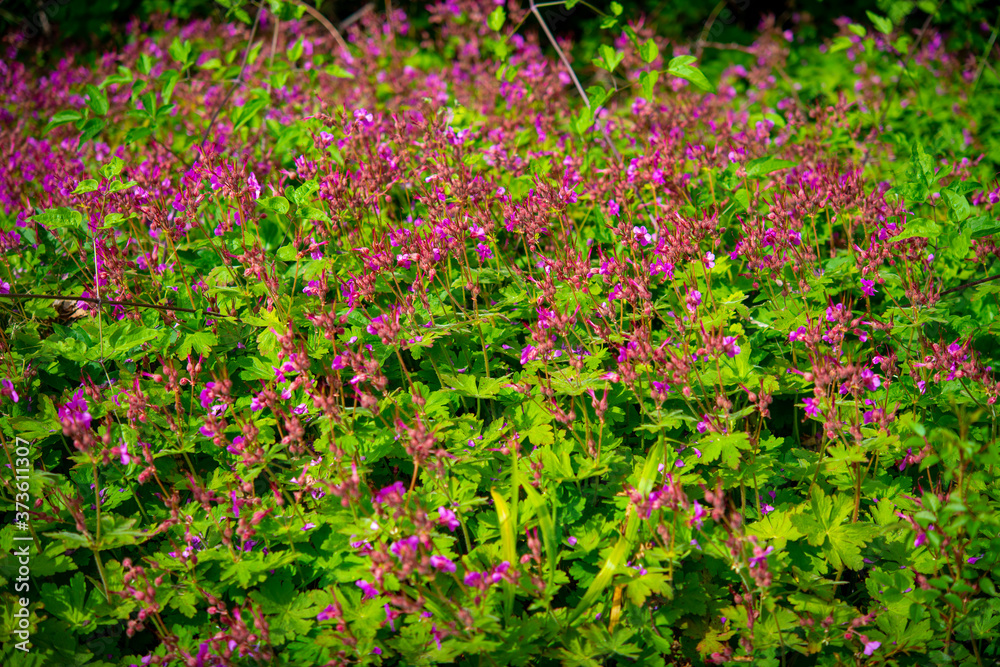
[1,0,997,60]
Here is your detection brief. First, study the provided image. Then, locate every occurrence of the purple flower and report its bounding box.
[390,535,420,558]
[967,555,982,564]
[317,604,339,621]
[748,545,774,568]
[803,397,822,418]
[247,173,261,199]
[357,579,380,599]
[721,336,740,358]
[373,482,406,504]
[464,571,482,587]
[429,555,456,572]
[860,278,877,296]
[475,243,493,262]
[608,199,620,217]
[685,289,702,313]
[437,507,460,531]
[863,640,881,656]
[688,501,707,529]
[860,368,881,391]
[1,379,18,403]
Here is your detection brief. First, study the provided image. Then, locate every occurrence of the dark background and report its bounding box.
[0,0,996,60]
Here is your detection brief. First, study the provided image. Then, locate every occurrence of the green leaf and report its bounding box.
[966,215,1000,239]
[790,487,874,570]
[124,127,153,144]
[610,2,623,16]
[830,35,854,53]
[488,6,506,32]
[639,70,658,100]
[232,97,267,131]
[746,155,797,177]
[79,118,106,144]
[177,331,219,359]
[522,484,558,591]
[101,157,125,181]
[322,63,353,80]
[734,188,750,212]
[866,11,893,34]
[260,195,290,214]
[638,39,659,64]
[667,56,712,91]
[573,107,594,135]
[71,179,99,195]
[45,109,83,133]
[85,84,109,116]
[491,488,517,618]
[596,44,624,73]
[848,23,867,37]
[168,37,192,65]
[30,207,83,230]
[943,189,971,222]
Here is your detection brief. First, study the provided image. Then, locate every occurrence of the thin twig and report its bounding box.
[971,9,1000,95]
[939,273,1000,297]
[197,2,266,153]
[526,0,658,230]
[2,293,236,319]
[339,3,375,30]
[695,1,729,60]
[285,0,351,54]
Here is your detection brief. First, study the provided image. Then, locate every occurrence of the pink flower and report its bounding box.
[803,397,822,418]
[863,640,881,656]
[247,173,261,199]
[317,604,340,621]
[429,555,456,572]
[608,199,620,217]
[437,507,460,531]
[357,579,380,599]
[1,379,18,403]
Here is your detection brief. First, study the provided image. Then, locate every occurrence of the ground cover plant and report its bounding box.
[2,0,1000,665]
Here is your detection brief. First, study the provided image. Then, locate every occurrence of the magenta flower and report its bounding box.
[748,545,774,568]
[685,289,702,313]
[373,482,406,504]
[356,579,380,599]
[437,507,460,531]
[608,199,620,216]
[803,397,822,418]
[475,242,493,262]
[1,378,18,403]
[429,555,456,572]
[247,173,261,199]
[860,278,877,296]
[317,604,339,621]
[860,368,882,391]
[863,640,881,656]
[721,336,740,358]
[688,500,707,529]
